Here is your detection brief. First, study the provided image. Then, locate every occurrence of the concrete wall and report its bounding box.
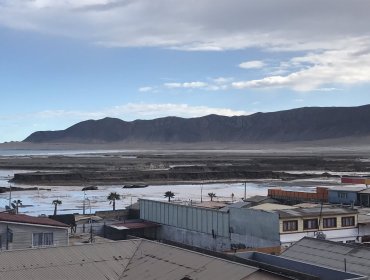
[156,224,231,251]
[328,190,358,205]
[229,208,280,248]
[280,228,359,246]
[140,199,230,237]
[0,222,68,251]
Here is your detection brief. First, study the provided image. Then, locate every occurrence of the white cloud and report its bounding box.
[0,0,369,52]
[239,60,265,69]
[232,38,370,91]
[138,86,153,92]
[163,80,233,91]
[212,77,234,84]
[1,1,370,92]
[164,82,208,89]
[19,103,249,121]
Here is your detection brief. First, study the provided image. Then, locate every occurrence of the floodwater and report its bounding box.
[0,149,348,216]
[0,170,272,216]
[0,168,340,216]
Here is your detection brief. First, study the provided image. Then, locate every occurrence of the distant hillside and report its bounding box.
[24,105,370,143]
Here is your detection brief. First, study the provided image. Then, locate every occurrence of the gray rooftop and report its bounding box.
[276,206,357,218]
[0,239,285,280]
[329,186,366,192]
[359,188,370,194]
[282,237,370,277]
[219,201,252,212]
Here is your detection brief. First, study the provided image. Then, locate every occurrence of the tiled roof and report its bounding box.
[0,212,69,228]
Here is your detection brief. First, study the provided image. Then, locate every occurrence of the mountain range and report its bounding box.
[23,105,370,144]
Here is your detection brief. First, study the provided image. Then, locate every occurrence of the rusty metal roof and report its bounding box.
[0,239,286,279]
[0,212,69,227]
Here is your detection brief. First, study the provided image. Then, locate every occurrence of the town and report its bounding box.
[0,173,370,279]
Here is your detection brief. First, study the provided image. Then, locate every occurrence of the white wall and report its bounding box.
[280,228,358,246]
[0,222,68,250]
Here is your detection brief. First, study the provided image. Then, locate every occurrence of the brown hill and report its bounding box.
[23,105,370,143]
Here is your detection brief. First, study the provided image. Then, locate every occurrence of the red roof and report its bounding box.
[0,213,69,228]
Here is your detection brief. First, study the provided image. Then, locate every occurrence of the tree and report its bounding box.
[52,199,62,216]
[164,191,175,202]
[107,192,120,211]
[11,199,22,214]
[208,192,216,201]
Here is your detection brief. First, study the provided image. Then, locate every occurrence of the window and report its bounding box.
[32,233,54,247]
[283,220,298,232]
[323,218,337,228]
[303,219,318,230]
[342,216,355,227]
[338,192,348,199]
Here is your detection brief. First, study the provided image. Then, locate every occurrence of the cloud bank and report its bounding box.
[1,0,370,91]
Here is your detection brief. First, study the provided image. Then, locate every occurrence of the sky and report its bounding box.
[1,0,370,142]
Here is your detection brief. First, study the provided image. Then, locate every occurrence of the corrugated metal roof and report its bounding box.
[250,203,296,211]
[282,237,370,276]
[329,186,366,192]
[276,206,357,218]
[219,201,252,212]
[0,213,69,228]
[0,239,283,280]
[121,240,259,280]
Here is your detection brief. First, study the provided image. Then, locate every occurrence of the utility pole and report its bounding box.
[200,184,203,203]
[6,225,9,250]
[83,191,86,215]
[88,198,93,243]
[8,184,12,208]
[244,182,247,201]
[82,191,86,233]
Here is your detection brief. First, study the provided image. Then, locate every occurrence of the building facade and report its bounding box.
[139,199,360,251]
[0,213,69,251]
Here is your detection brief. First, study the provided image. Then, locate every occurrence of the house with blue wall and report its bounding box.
[328,186,366,205]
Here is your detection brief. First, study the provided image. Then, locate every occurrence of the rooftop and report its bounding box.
[359,188,370,194]
[0,212,69,228]
[249,203,296,212]
[282,237,370,277]
[219,201,252,212]
[329,186,366,192]
[276,206,357,219]
[109,221,159,230]
[0,239,287,280]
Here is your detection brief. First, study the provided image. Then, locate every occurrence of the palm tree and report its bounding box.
[52,199,62,216]
[164,191,175,202]
[11,199,22,214]
[208,192,216,201]
[107,192,120,211]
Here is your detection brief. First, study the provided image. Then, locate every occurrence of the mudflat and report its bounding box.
[1,143,370,186]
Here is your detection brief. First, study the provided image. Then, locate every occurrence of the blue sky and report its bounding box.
[1,0,370,142]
